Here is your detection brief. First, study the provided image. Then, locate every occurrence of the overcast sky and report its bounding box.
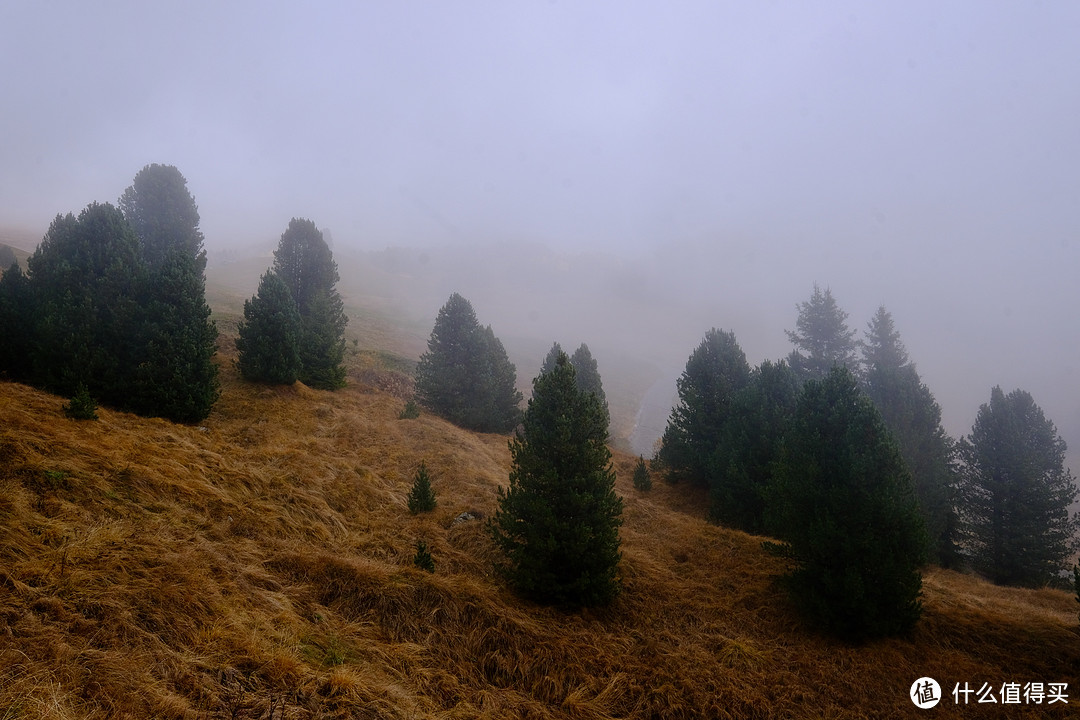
[2,1,1080,451]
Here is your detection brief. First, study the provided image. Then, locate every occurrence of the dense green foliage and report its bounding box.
[413,541,435,573]
[570,343,608,423]
[415,293,522,433]
[235,272,303,384]
[632,455,652,491]
[64,383,98,421]
[272,219,347,390]
[786,284,857,381]
[860,307,960,566]
[407,462,437,514]
[119,163,205,270]
[765,366,926,642]
[540,342,564,376]
[0,262,33,381]
[658,329,751,487]
[957,387,1079,587]
[709,359,799,533]
[490,353,623,607]
[0,166,219,422]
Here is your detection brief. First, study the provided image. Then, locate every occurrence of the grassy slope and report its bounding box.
[0,337,1077,718]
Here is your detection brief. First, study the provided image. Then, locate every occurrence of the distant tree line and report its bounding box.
[656,284,1079,640]
[0,164,219,423]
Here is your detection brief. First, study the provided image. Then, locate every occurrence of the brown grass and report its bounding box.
[0,339,1077,718]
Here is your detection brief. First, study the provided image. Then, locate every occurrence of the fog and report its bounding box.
[3,2,1079,465]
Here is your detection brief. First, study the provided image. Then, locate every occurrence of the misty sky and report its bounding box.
[2,1,1080,455]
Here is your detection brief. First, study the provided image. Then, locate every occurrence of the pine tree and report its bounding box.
[407,462,437,514]
[119,164,219,422]
[711,358,799,533]
[119,163,205,270]
[571,343,609,423]
[957,387,1079,587]
[28,204,146,403]
[540,342,564,375]
[272,218,348,389]
[130,247,220,422]
[0,262,34,382]
[658,329,751,486]
[632,455,652,491]
[415,294,522,433]
[786,284,857,382]
[64,383,98,420]
[413,541,435,573]
[861,307,959,566]
[489,353,623,607]
[765,366,926,641]
[235,272,303,384]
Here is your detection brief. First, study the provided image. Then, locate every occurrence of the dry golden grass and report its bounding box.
[1,339,1077,718]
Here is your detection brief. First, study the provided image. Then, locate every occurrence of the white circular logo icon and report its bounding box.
[911,677,941,709]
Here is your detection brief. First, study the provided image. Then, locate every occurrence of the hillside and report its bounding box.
[0,333,1078,718]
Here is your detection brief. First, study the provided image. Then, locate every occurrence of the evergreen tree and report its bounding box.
[413,541,435,573]
[861,305,909,377]
[415,293,522,433]
[765,366,926,642]
[0,262,34,381]
[119,163,205,270]
[860,307,960,566]
[235,272,303,384]
[957,387,1079,587]
[540,342,564,375]
[120,164,219,422]
[710,358,800,533]
[407,462,437,514]
[786,284,857,382]
[571,343,609,423]
[658,329,751,486]
[489,353,623,607]
[272,218,348,389]
[130,247,220,422]
[64,383,98,420]
[632,455,652,491]
[28,204,146,403]
[297,288,347,390]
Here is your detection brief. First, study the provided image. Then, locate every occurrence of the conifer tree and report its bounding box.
[28,203,146,403]
[413,541,435,573]
[632,455,652,491]
[272,218,348,389]
[860,307,959,566]
[571,343,608,422]
[540,342,564,375]
[415,293,522,432]
[119,164,219,422]
[658,329,751,486]
[765,366,926,641]
[407,462,437,514]
[0,262,34,382]
[711,358,800,533]
[490,353,623,607]
[957,387,1079,587]
[236,272,303,384]
[786,284,857,382]
[119,163,205,270]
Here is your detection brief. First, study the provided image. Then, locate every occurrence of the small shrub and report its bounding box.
[407,462,437,514]
[399,400,420,419]
[632,455,652,491]
[64,383,98,420]
[413,540,435,572]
